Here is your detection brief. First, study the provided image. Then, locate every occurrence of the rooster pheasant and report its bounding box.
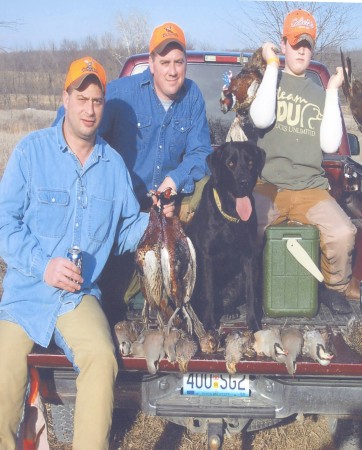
[135,188,204,337]
[341,49,362,133]
[135,204,165,328]
[220,47,266,142]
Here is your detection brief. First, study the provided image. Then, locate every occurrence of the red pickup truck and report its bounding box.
[28,51,362,449]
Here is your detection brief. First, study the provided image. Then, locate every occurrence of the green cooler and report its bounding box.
[263,223,321,318]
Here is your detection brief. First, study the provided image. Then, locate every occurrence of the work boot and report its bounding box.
[319,285,352,314]
[344,276,360,301]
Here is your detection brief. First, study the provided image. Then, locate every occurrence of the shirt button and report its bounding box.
[75,223,79,227]
[157,166,160,169]
[159,145,162,149]
[51,198,55,202]
[137,123,141,127]
[181,127,184,131]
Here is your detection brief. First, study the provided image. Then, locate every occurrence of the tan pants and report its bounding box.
[0,295,118,450]
[254,182,357,291]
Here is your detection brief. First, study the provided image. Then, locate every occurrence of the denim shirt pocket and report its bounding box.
[88,195,114,243]
[36,189,69,238]
[123,113,152,152]
[170,118,191,158]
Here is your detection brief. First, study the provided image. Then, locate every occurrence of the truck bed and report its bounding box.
[28,299,362,376]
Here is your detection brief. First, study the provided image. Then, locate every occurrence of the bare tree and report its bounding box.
[231,1,359,60]
[0,20,21,52]
[113,10,150,66]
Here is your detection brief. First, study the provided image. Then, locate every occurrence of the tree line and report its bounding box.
[0,47,124,110]
[1,2,361,111]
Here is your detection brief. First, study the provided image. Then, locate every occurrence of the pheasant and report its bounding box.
[135,188,204,339]
[220,47,266,142]
[159,206,197,333]
[341,49,362,133]
[135,204,165,328]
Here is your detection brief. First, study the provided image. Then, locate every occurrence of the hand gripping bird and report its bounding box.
[341,49,362,132]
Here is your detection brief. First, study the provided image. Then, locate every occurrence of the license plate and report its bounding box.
[182,373,250,397]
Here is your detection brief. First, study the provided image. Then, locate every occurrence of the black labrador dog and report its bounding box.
[186,141,265,331]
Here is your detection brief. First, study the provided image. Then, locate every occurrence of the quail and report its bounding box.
[281,327,304,375]
[224,331,255,374]
[131,329,165,375]
[302,329,334,366]
[199,329,220,354]
[253,327,287,363]
[163,328,183,363]
[341,316,362,356]
[114,320,144,356]
[175,332,198,373]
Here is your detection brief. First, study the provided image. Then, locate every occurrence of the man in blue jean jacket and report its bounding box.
[101,24,212,210]
[0,56,150,450]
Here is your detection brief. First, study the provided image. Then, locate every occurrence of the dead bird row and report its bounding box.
[113,318,362,375]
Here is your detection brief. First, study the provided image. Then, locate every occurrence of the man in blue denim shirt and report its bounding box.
[98,22,213,316]
[100,21,212,211]
[0,57,150,449]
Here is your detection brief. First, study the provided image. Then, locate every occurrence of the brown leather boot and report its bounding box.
[344,276,360,301]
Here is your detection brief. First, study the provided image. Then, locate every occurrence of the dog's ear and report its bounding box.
[207,145,224,182]
[255,146,266,177]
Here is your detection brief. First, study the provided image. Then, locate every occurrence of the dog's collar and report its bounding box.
[213,188,240,223]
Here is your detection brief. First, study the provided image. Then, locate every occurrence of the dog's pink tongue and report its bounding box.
[236,196,252,221]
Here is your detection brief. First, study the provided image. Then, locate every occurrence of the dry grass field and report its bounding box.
[0,108,359,449]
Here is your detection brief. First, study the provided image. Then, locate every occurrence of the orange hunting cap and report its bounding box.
[149,22,186,54]
[283,9,317,47]
[64,56,106,93]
